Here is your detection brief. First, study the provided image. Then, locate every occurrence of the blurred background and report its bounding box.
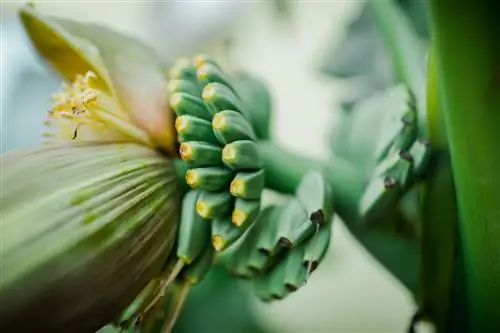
[1,1,422,332]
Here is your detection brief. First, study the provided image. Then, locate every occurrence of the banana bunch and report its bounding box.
[97,56,337,333]
[165,56,335,301]
[218,171,334,301]
[356,88,431,223]
[169,55,265,252]
[113,167,335,332]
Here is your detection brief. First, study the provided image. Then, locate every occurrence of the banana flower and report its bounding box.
[0,6,180,333]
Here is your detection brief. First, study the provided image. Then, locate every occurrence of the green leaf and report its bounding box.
[320,6,388,80]
[318,2,430,101]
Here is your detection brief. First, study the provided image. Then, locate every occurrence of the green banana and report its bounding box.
[222,140,261,170]
[179,142,222,168]
[176,190,210,265]
[230,170,265,200]
[195,191,233,219]
[175,115,218,144]
[185,167,234,192]
[170,93,212,121]
[212,110,257,144]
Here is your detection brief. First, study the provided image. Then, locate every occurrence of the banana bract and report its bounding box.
[0,5,185,332]
[0,143,181,332]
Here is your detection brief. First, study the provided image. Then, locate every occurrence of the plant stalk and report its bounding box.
[407,45,462,333]
[431,1,500,331]
[370,2,462,330]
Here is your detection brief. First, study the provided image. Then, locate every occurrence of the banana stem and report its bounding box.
[159,282,191,333]
[369,2,462,329]
[257,141,363,220]
[257,141,419,296]
[407,46,462,333]
[431,1,500,331]
[418,151,458,332]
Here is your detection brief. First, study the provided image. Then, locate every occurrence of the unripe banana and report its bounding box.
[185,167,234,192]
[177,190,210,265]
[179,142,222,168]
[222,140,261,170]
[230,170,265,200]
[212,110,257,144]
[166,79,201,98]
[175,115,218,144]
[196,191,233,219]
[170,93,212,121]
[202,83,246,115]
[198,66,237,95]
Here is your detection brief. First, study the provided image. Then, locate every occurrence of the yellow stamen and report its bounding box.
[232,209,247,226]
[212,235,225,252]
[44,72,109,142]
[202,84,216,102]
[230,179,244,196]
[195,201,210,218]
[222,144,236,162]
[212,113,226,131]
[185,170,199,188]
[179,143,193,160]
[44,70,153,146]
[175,116,189,134]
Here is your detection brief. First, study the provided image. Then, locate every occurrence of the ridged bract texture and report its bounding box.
[0,142,181,333]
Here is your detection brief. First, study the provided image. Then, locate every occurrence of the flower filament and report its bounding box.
[44,71,153,146]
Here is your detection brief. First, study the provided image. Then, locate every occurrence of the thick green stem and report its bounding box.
[257,141,420,296]
[410,46,462,333]
[418,151,458,332]
[257,141,363,220]
[370,2,462,330]
[431,1,500,331]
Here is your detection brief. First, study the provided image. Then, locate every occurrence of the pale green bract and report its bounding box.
[0,143,181,332]
[0,4,183,333]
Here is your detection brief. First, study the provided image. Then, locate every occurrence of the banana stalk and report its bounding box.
[431,1,500,331]
[407,44,460,333]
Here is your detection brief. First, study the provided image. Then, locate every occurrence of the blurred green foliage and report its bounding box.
[319,0,429,102]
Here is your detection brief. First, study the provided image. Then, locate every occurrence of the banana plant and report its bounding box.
[1,1,499,333]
